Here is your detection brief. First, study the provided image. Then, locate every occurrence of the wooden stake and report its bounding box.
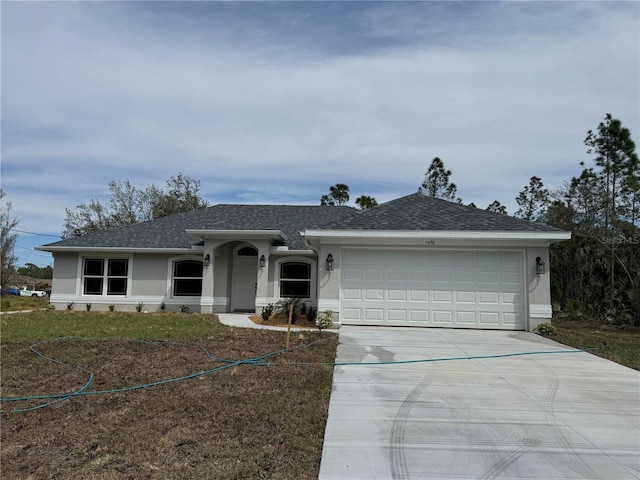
[286,303,293,349]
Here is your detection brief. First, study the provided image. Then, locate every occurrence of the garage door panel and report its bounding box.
[431,270,453,282]
[409,269,429,282]
[342,288,362,300]
[433,311,454,324]
[502,272,522,284]
[503,292,522,304]
[503,313,524,327]
[364,290,384,301]
[479,312,500,324]
[410,290,429,301]
[456,311,477,324]
[455,270,476,282]
[455,291,476,303]
[342,308,362,321]
[433,290,452,302]
[343,267,363,281]
[386,269,406,281]
[387,309,407,322]
[341,249,525,330]
[410,310,430,322]
[387,289,406,301]
[479,291,499,304]
[365,309,384,321]
[365,269,384,281]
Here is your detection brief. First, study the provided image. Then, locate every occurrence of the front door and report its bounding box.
[232,246,258,312]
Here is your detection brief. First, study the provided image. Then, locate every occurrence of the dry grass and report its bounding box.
[1,313,338,479]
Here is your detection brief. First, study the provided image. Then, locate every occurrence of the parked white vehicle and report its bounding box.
[19,285,48,297]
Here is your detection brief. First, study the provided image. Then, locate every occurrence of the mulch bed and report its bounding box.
[250,314,320,329]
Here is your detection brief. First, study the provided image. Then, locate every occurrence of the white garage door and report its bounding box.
[341,249,525,330]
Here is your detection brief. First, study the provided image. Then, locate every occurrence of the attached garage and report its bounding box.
[340,249,525,330]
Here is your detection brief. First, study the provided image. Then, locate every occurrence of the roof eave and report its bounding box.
[185,229,288,241]
[35,246,203,254]
[303,229,572,242]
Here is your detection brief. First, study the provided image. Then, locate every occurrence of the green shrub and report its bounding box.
[108,304,115,312]
[534,322,555,336]
[276,298,305,324]
[306,304,318,323]
[136,302,144,313]
[261,303,274,321]
[47,303,56,311]
[160,302,166,311]
[67,302,74,311]
[317,310,333,332]
[85,303,92,312]
[180,305,191,314]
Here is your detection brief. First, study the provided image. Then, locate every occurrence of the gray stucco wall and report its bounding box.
[51,252,79,295]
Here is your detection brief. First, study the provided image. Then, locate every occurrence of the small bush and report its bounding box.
[108,304,115,312]
[534,322,555,336]
[47,303,56,311]
[160,302,166,311]
[276,298,305,324]
[85,303,92,312]
[317,310,334,332]
[136,302,144,313]
[180,305,191,314]
[261,303,274,321]
[306,304,318,323]
[67,302,74,311]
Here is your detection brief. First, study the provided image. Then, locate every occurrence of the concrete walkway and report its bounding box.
[319,326,640,480]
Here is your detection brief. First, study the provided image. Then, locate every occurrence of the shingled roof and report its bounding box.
[40,193,564,253]
[316,193,563,232]
[41,204,359,251]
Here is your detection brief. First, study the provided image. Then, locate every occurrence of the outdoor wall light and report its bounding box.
[326,254,334,271]
[259,255,266,268]
[203,254,211,266]
[535,256,545,275]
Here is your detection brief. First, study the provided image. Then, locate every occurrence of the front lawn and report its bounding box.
[548,317,640,370]
[1,311,338,479]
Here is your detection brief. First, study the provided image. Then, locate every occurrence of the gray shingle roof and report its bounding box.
[41,204,359,251]
[40,193,564,252]
[316,193,563,232]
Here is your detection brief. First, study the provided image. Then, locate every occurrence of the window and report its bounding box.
[83,258,128,295]
[280,262,311,298]
[173,260,203,296]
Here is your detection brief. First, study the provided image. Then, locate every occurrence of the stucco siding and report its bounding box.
[51,252,80,295]
[130,254,172,297]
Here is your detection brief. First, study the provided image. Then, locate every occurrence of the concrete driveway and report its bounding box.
[319,326,640,480]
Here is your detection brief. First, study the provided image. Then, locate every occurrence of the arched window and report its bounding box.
[173,260,203,296]
[280,262,311,298]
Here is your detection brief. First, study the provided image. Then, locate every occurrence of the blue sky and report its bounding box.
[2,1,639,267]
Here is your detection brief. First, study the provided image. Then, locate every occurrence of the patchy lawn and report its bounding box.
[1,312,338,479]
[548,317,640,370]
[0,295,49,312]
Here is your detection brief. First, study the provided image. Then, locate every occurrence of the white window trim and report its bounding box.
[167,255,204,299]
[79,255,132,298]
[274,256,317,302]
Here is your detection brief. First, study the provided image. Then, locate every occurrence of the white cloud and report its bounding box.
[2,1,638,266]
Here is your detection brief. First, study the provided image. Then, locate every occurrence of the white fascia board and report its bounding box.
[35,246,203,254]
[185,229,288,241]
[303,229,571,242]
[270,246,315,256]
